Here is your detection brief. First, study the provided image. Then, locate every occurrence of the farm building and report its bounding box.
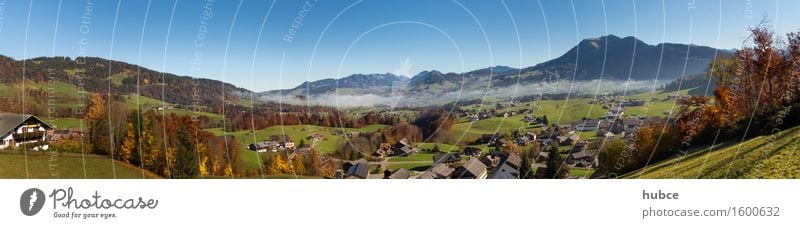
[0,113,54,150]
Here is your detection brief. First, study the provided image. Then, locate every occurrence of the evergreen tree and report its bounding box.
[174,124,198,178]
[545,143,566,179]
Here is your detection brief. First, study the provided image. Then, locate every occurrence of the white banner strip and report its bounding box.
[0,180,797,227]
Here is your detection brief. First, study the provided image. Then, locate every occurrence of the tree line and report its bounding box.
[597,25,800,176]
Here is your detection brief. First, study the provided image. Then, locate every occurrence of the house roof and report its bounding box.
[396,146,413,155]
[388,168,412,179]
[568,134,580,141]
[398,138,410,146]
[503,153,522,169]
[579,119,602,126]
[490,163,520,179]
[249,141,277,149]
[453,158,487,179]
[346,159,370,179]
[417,163,454,179]
[570,151,590,160]
[622,118,640,126]
[538,152,550,159]
[463,146,482,153]
[0,113,53,136]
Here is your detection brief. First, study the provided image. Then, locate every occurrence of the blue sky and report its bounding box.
[0,0,797,92]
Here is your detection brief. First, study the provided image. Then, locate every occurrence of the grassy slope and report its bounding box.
[208,124,389,172]
[624,125,800,179]
[0,153,159,179]
[122,94,223,122]
[50,118,84,130]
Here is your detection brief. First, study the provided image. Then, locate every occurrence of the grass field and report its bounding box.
[625,89,690,117]
[50,118,84,130]
[388,153,436,162]
[0,81,81,110]
[451,89,694,143]
[0,153,159,179]
[416,142,461,153]
[214,124,389,173]
[623,125,800,179]
[568,168,595,178]
[211,124,388,154]
[122,94,169,109]
[110,70,132,86]
[122,94,224,122]
[452,117,528,142]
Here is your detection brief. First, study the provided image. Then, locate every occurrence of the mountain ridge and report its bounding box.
[263,35,727,97]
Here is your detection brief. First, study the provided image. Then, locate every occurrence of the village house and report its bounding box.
[566,150,595,168]
[532,163,548,178]
[306,133,325,142]
[392,138,418,157]
[248,136,295,153]
[48,128,82,142]
[573,119,603,132]
[248,141,278,153]
[417,163,455,179]
[512,131,537,145]
[489,163,520,179]
[556,133,580,146]
[0,113,54,150]
[485,152,522,179]
[570,141,588,154]
[604,105,625,119]
[503,153,522,170]
[384,168,412,179]
[622,99,645,107]
[343,159,370,179]
[288,148,310,161]
[432,152,462,167]
[621,118,642,135]
[535,151,550,163]
[452,158,488,179]
[480,153,502,168]
[463,146,483,156]
[372,143,393,158]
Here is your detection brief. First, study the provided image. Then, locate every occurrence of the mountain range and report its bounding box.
[0,35,728,108]
[263,35,727,98]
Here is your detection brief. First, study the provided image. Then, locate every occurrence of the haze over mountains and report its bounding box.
[0,35,727,108]
[260,35,726,106]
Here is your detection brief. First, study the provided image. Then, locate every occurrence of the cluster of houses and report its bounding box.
[248,135,297,153]
[389,151,529,179]
[141,104,175,111]
[341,151,524,179]
[461,107,534,122]
[332,129,368,139]
[569,116,662,139]
[591,95,645,107]
[371,138,419,158]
